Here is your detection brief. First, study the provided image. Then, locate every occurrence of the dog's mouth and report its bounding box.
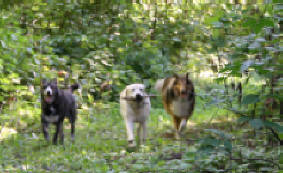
[44,96,54,104]
[180,92,188,98]
[136,94,143,102]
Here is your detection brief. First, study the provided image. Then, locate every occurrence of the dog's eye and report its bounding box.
[140,88,144,91]
[132,89,135,92]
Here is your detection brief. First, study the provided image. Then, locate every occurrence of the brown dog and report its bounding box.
[155,73,195,138]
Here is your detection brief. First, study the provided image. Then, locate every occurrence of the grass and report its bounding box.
[0,79,281,172]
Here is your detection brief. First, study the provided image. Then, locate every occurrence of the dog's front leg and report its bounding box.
[142,122,147,142]
[137,123,142,144]
[53,122,64,145]
[69,109,76,142]
[179,118,187,133]
[138,122,147,144]
[125,119,135,147]
[42,122,49,141]
[175,118,187,140]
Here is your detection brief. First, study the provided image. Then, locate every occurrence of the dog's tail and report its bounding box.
[154,79,164,93]
[70,83,79,92]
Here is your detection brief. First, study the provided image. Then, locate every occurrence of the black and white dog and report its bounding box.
[41,78,79,144]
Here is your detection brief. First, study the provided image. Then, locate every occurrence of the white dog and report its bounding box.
[120,84,151,147]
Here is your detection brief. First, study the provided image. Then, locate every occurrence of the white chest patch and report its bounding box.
[44,115,59,123]
[172,99,192,117]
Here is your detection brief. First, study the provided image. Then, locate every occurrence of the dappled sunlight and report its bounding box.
[0,0,281,172]
[157,115,172,129]
[0,127,17,140]
[0,104,280,172]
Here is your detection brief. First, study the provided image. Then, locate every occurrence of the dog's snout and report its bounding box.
[47,90,51,96]
[45,86,53,96]
[181,90,186,95]
[136,94,143,101]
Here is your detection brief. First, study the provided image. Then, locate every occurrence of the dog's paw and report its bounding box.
[175,132,181,140]
[126,141,137,152]
[128,140,136,148]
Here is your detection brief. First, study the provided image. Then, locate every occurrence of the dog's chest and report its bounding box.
[171,98,192,117]
[44,115,59,123]
[43,106,59,123]
[127,101,150,122]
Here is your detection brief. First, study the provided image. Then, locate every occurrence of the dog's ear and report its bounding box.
[166,78,176,99]
[188,87,195,100]
[172,73,179,86]
[41,79,47,86]
[173,73,179,79]
[125,88,129,98]
[186,72,189,84]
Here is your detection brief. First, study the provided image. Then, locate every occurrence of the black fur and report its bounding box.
[186,73,189,84]
[41,78,79,144]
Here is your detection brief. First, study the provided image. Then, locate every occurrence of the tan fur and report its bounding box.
[156,73,195,138]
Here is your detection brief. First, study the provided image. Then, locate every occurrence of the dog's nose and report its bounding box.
[136,94,143,101]
[47,91,51,96]
[181,90,186,95]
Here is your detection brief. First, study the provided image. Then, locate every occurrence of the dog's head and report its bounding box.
[171,73,194,99]
[125,84,146,102]
[41,78,59,104]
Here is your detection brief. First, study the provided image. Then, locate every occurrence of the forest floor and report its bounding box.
[0,101,280,173]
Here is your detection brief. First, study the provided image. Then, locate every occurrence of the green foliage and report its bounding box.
[237,115,282,143]
[242,94,260,105]
[0,105,280,172]
[0,1,281,172]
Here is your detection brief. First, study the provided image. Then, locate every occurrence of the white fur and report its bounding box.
[179,119,187,132]
[44,86,52,95]
[120,84,151,146]
[172,98,193,117]
[44,115,59,123]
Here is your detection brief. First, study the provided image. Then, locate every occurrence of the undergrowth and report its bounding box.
[0,101,280,172]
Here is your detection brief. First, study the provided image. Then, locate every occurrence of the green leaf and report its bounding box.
[241,60,254,72]
[263,120,283,133]
[212,21,224,28]
[224,140,232,152]
[200,137,221,147]
[249,119,264,130]
[242,94,260,104]
[237,116,250,124]
[205,129,232,139]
